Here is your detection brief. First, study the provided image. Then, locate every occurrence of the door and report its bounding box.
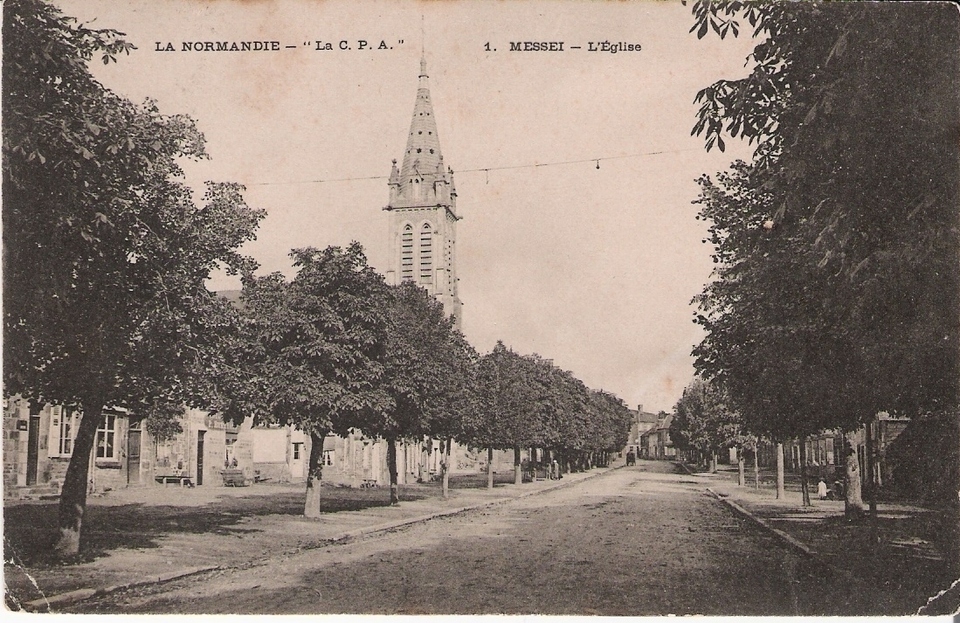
[290,442,304,480]
[127,428,141,484]
[26,414,40,486]
[196,430,205,486]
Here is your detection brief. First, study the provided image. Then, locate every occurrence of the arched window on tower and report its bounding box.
[419,222,433,283]
[401,224,414,281]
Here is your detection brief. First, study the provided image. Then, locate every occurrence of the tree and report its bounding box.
[419,321,480,499]
[670,377,740,473]
[216,243,391,517]
[687,1,959,519]
[585,389,633,467]
[358,281,476,504]
[542,364,591,474]
[691,160,840,504]
[472,344,545,485]
[3,0,264,556]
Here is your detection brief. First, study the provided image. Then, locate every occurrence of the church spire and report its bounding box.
[399,54,442,195]
[383,54,462,328]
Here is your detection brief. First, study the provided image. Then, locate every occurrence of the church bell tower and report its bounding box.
[384,56,462,329]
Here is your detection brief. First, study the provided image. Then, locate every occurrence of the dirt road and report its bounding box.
[69,461,858,615]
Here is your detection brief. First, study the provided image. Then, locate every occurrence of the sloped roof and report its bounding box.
[655,414,673,431]
[399,57,443,194]
[637,410,659,423]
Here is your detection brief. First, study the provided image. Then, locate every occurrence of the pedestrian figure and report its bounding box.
[552,459,560,480]
[817,479,828,500]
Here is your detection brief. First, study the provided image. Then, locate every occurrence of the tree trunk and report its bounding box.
[799,437,811,506]
[753,441,760,490]
[54,399,104,557]
[775,442,785,499]
[303,430,329,518]
[709,452,718,474]
[487,447,494,489]
[387,436,400,505]
[513,445,522,485]
[441,438,452,499]
[737,448,745,487]
[843,432,865,519]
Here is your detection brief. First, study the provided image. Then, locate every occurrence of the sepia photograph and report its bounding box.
[3,0,959,616]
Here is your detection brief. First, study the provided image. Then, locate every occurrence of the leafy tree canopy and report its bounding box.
[2,0,264,555]
[220,243,392,438]
[688,1,959,436]
[670,377,741,455]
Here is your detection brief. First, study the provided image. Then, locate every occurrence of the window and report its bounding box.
[323,450,334,466]
[292,442,303,460]
[96,413,119,460]
[419,223,433,282]
[401,225,414,281]
[53,407,78,457]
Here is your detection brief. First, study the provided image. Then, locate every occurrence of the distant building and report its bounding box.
[625,405,659,457]
[640,412,675,460]
[4,398,138,497]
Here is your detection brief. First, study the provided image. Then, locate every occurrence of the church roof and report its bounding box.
[399,57,444,193]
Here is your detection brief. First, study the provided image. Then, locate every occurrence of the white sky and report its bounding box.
[55,0,757,413]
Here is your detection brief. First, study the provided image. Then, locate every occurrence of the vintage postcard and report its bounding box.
[3,0,959,617]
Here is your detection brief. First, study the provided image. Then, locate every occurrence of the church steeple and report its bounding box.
[384,56,462,329]
[398,56,444,201]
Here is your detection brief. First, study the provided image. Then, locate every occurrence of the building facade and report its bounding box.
[3,399,141,497]
[639,413,676,460]
[2,397,238,498]
[625,405,659,457]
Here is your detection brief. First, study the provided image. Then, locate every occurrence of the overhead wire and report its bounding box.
[243,147,701,187]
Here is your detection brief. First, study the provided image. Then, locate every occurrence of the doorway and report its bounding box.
[196,430,205,485]
[26,413,40,486]
[290,442,304,480]
[127,426,142,484]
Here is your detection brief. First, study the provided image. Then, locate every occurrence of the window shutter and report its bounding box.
[47,406,62,457]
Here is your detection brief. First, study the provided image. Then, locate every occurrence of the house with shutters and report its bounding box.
[639,412,676,460]
[2,397,240,498]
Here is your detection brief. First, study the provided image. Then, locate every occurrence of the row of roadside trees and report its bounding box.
[2,0,632,558]
[208,243,632,514]
[678,0,959,570]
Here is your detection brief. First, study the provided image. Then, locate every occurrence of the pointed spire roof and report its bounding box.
[399,56,442,189]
